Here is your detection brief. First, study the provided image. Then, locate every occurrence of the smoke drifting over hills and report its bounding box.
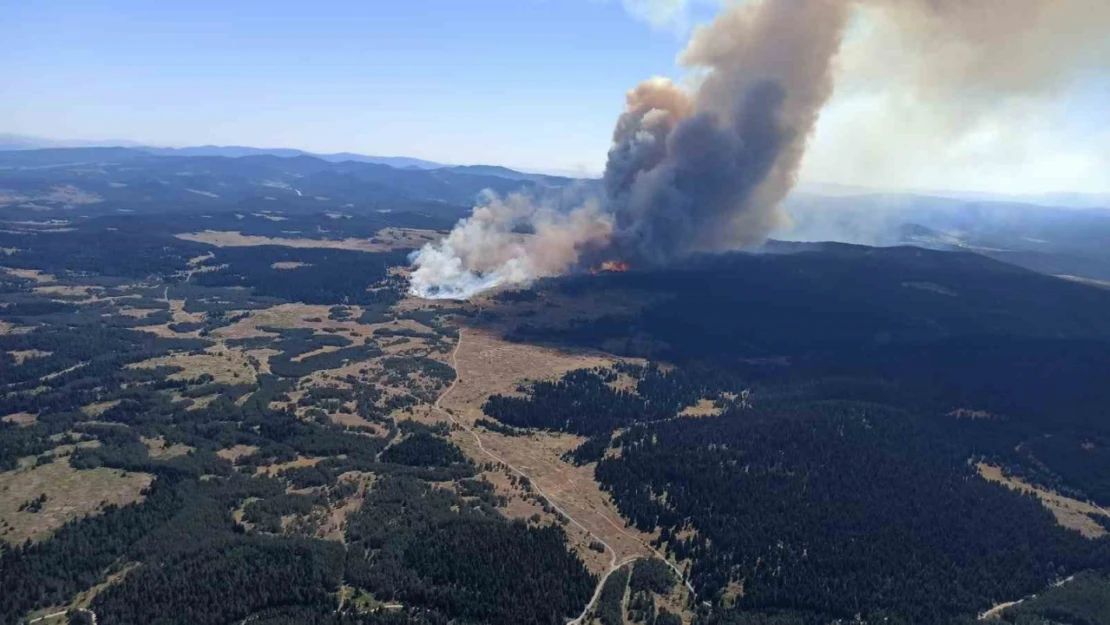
[407,192,612,300]
[409,0,1110,300]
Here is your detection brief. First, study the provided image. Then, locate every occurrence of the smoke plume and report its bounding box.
[804,0,1110,193]
[604,0,850,263]
[409,0,1109,299]
[408,192,611,299]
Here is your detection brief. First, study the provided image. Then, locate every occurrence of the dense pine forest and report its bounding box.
[476,248,1110,624]
[0,367,594,624]
[5,185,1110,624]
[0,209,600,624]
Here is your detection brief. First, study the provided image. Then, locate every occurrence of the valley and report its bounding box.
[2,148,1110,625]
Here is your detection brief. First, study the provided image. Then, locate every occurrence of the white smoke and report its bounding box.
[407,192,612,300]
[408,0,1110,300]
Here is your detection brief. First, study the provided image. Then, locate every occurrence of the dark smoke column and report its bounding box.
[603,0,852,265]
[408,0,856,300]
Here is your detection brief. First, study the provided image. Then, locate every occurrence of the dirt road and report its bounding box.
[432,328,693,623]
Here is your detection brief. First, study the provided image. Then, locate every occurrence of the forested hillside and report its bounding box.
[0,146,572,220]
[0,205,597,624]
[5,185,1110,624]
[475,248,1110,623]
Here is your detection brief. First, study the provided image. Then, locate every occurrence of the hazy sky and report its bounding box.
[3,0,1108,193]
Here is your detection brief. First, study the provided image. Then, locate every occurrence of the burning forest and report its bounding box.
[409,0,1110,300]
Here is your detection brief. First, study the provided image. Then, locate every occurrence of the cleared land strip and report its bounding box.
[978,574,1077,621]
[174,228,438,253]
[431,328,694,623]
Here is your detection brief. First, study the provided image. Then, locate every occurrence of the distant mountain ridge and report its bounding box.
[5,135,1104,207]
[0,136,587,187]
[139,145,445,170]
[3,139,1107,284]
[0,134,446,170]
[0,145,579,222]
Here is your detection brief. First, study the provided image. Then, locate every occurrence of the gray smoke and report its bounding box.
[603,0,850,264]
[411,0,850,298]
[409,0,1108,299]
[408,191,611,299]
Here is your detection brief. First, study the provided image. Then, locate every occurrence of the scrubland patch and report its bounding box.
[292,343,350,363]
[142,436,194,459]
[217,444,259,461]
[33,284,101,297]
[214,303,334,339]
[0,321,34,335]
[130,343,259,384]
[977,462,1109,538]
[447,329,614,406]
[255,456,324,477]
[175,227,438,253]
[327,412,377,430]
[439,328,658,568]
[81,399,121,417]
[678,398,722,418]
[8,349,52,364]
[2,412,37,427]
[215,303,438,348]
[116,306,161,319]
[318,473,372,543]
[0,266,56,283]
[168,298,204,323]
[0,458,152,544]
[42,185,102,205]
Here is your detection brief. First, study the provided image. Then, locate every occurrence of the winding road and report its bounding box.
[431,327,694,624]
[27,607,97,624]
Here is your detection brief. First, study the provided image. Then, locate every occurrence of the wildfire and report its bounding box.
[591,260,630,274]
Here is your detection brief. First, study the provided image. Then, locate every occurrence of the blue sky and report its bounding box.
[2,0,699,174]
[3,0,1108,193]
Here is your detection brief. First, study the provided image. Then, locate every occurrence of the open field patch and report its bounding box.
[0,458,153,544]
[438,328,659,568]
[977,462,1110,538]
[678,398,722,418]
[33,284,102,298]
[167,298,204,324]
[214,303,339,339]
[271,261,312,270]
[2,412,37,427]
[115,306,161,319]
[129,343,260,384]
[81,399,121,417]
[0,267,57,283]
[142,437,194,459]
[327,412,377,430]
[255,456,324,477]
[216,444,259,461]
[175,227,439,253]
[8,349,52,364]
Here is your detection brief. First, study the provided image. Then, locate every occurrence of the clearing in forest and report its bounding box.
[129,343,260,385]
[436,327,660,571]
[174,227,439,253]
[0,457,153,544]
[977,462,1109,538]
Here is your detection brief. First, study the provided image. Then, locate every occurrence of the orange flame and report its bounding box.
[590,260,630,274]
